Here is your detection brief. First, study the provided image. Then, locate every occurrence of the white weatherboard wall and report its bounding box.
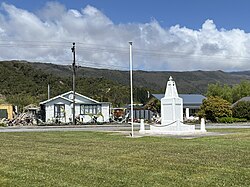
[44,98,71,123]
[41,91,111,123]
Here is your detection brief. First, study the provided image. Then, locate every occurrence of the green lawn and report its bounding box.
[0,129,249,187]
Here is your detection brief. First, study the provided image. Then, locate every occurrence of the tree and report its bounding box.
[206,83,233,103]
[134,87,150,104]
[198,96,232,122]
[232,81,250,103]
[232,101,250,120]
[144,97,161,113]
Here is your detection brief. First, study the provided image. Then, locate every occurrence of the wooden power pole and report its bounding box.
[71,42,76,125]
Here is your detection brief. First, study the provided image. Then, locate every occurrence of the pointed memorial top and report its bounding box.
[164,76,179,98]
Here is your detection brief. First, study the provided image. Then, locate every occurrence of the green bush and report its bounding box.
[198,96,232,122]
[232,101,250,120]
[236,118,248,122]
[0,123,7,127]
[217,117,247,123]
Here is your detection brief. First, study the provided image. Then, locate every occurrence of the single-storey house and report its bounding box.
[40,91,111,123]
[152,94,206,119]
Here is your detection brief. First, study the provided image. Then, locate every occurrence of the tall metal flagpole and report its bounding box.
[129,42,134,137]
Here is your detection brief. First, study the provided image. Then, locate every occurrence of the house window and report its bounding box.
[80,104,101,115]
[54,104,65,118]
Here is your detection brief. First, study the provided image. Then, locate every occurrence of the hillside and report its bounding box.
[0,61,150,108]
[29,61,250,93]
[1,60,250,108]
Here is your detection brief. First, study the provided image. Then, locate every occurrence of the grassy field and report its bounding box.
[0,129,249,187]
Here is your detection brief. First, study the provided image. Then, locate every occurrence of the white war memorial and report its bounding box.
[140,76,206,135]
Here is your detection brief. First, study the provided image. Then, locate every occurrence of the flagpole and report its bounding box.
[129,41,134,137]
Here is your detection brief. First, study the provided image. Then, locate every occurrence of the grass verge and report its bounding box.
[0,129,249,186]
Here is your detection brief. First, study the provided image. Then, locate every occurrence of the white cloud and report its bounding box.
[0,2,250,71]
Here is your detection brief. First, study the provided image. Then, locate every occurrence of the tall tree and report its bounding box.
[206,83,233,103]
[232,80,250,103]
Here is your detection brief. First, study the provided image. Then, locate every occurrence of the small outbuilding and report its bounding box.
[0,104,14,120]
[40,91,111,123]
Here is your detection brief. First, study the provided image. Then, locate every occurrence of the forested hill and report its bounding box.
[28,60,250,93]
[1,60,250,108]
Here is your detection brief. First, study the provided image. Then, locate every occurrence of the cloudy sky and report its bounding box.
[1,0,250,71]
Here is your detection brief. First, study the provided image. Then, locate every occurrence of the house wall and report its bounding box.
[42,92,111,123]
[0,104,13,120]
[64,93,97,104]
[45,102,110,123]
[101,103,110,122]
[45,98,72,123]
[79,103,110,123]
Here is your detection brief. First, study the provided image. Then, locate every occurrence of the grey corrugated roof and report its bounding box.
[152,94,165,101]
[238,96,250,102]
[179,94,206,105]
[232,96,250,107]
[152,94,206,108]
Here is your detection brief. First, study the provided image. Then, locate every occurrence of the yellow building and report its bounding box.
[0,104,13,120]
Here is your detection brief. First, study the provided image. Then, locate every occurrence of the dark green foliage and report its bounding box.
[0,61,151,109]
[19,61,250,94]
[232,81,250,103]
[206,81,250,103]
[3,60,250,110]
[232,101,250,120]
[0,123,7,127]
[207,83,233,103]
[198,96,232,122]
[144,97,161,113]
[217,117,247,123]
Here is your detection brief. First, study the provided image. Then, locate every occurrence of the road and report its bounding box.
[0,123,250,133]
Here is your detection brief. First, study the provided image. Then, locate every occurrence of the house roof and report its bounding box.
[236,96,250,102]
[40,91,100,105]
[152,94,206,108]
[61,91,100,104]
[232,96,250,107]
[40,95,72,105]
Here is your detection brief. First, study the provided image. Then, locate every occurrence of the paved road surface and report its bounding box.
[0,123,250,133]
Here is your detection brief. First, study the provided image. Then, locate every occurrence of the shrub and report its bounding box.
[198,96,232,122]
[232,101,250,120]
[0,123,7,127]
[217,117,247,123]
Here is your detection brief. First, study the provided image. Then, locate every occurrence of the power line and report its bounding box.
[1,42,250,61]
[77,60,129,70]
[1,40,250,71]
